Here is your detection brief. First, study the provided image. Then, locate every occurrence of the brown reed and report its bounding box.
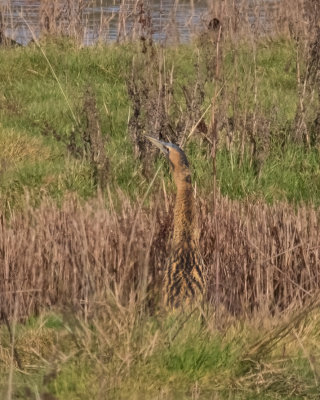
[0,1,316,45]
[0,192,319,321]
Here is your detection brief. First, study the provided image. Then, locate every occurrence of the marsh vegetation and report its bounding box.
[1,0,320,398]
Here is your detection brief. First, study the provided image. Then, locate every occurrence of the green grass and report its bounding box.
[0,37,319,209]
[215,145,320,203]
[1,308,320,399]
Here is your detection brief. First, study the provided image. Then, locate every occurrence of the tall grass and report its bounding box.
[1,2,320,398]
[0,1,317,45]
[1,190,320,397]
[0,2,319,319]
[1,264,320,398]
[1,192,319,321]
[1,37,320,208]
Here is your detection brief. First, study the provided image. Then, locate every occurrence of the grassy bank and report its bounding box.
[1,303,320,399]
[0,37,319,211]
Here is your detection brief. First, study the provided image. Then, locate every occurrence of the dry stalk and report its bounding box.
[83,87,109,191]
[39,0,87,42]
[1,192,320,321]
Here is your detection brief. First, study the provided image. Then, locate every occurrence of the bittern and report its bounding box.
[146,135,205,307]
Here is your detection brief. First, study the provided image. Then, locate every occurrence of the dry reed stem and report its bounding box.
[23,16,78,125]
[0,0,317,46]
[5,298,19,400]
[0,192,319,321]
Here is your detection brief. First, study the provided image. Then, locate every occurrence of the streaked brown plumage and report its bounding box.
[146,135,205,307]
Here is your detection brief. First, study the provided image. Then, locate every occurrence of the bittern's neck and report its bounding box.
[172,175,196,247]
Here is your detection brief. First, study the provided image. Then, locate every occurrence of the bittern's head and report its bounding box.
[145,135,191,184]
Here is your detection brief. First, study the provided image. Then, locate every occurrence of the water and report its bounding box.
[1,0,279,46]
[82,0,209,45]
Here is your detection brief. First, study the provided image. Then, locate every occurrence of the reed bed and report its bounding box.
[1,2,320,398]
[1,192,319,321]
[0,0,319,46]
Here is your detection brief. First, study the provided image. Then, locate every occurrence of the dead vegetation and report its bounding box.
[127,37,210,178]
[82,87,110,190]
[0,0,319,324]
[0,192,319,321]
[124,0,320,184]
[40,86,110,191]
[39,0,87,42]
[0,6,320,395]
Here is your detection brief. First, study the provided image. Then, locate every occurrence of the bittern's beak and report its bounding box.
[145,135,168,156]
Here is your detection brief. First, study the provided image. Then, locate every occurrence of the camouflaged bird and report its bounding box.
[146,135,205,308]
